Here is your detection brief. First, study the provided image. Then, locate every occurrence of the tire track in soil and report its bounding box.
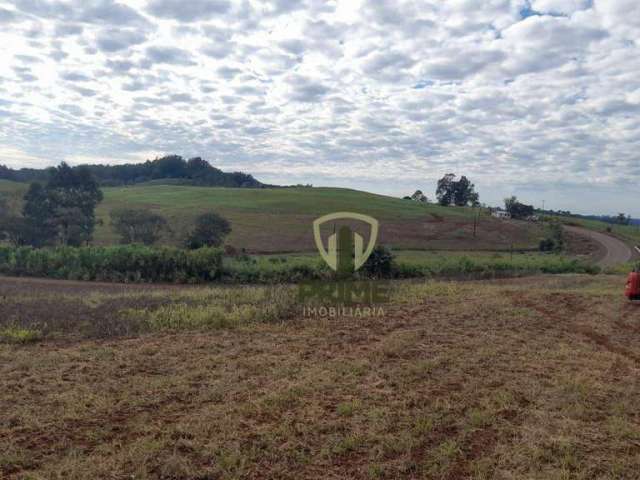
[510,292,640,364]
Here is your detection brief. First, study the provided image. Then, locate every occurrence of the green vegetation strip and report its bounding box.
[0,245,223,283]
[0,245,597,285]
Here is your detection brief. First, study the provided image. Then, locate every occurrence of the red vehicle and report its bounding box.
[625,270,640,301]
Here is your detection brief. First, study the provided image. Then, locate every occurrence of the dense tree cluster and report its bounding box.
[616,213,632,225]
[0,155,265,188]
[1,163,103,247]
[410,190,428,203]
[504,196,534,219]
[435,174,479,207]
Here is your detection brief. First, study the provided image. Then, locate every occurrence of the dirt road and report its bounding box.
[564,225,634,267]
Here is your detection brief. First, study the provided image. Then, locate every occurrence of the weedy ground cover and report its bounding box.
[1,274,639,479]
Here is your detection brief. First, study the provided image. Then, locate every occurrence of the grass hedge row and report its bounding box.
[0,246,599,284]
[220,253,599,283]
[0,245,223,283]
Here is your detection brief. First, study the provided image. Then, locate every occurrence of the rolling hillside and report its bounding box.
[0,180,546,252]
[557,215,640,249]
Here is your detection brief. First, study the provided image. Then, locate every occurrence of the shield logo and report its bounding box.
[313,212,379,272]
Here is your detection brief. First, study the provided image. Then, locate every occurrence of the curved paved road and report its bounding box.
[564,225,634,268]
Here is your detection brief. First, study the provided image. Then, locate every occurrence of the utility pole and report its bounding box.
[473,207,479,238]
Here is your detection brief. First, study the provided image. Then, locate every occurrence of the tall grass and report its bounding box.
[393,253,599,279]
[124,285,296,331]
[0,245,223,283]
[0,245,598,284]
[221,251,598,283]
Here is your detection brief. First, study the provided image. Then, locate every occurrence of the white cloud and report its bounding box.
[531,0,591,16]
[0,0,639,215]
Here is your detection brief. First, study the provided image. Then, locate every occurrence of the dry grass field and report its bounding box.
[2,274,640,479]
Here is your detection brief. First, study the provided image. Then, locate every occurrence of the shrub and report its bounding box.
[539,238,555,252]
[110,208,168,245]
[185,212,231,249]
[361,245,395,278]
[539,222,564,253]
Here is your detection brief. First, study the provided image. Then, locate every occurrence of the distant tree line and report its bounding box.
[540,209,637,226]
[0,155,266,188]
[406,175,637,229]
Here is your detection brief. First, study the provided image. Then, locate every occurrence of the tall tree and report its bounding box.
[0,215,37,246]
[504,195,517,215]
[21,163,103,246]
[46,163,103,246]
[436,174,479,207]
[436,173,456,206]
[504,196,534,219]
[22,182,57,246]
[411,190,428,203]
[453,176,479,206]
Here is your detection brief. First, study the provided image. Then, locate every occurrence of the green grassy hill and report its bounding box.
[0,179,26,205]
[0,180,546,252]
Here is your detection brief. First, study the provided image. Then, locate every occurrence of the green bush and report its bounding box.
[0,245,223,283]
[539,238,555,252]
[361,245,395,278]
[185,212,231,249]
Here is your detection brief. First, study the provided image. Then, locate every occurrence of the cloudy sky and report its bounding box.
[1,0,639,215]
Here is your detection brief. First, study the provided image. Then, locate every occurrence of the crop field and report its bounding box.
[2,274,640,479]
[0,180,546,252]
